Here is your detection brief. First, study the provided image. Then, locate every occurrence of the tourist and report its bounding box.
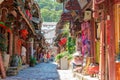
[21,43,27,65]
[71,51,83,72]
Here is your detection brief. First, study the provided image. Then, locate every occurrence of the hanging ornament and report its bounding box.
[20,29,29,39]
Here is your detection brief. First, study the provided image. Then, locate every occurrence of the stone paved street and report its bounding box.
[2,62,77,80]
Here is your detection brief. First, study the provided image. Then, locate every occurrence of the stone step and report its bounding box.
[7,67,18,70]
[6,67,19,76]
[7,72,18,76]
[7,69,18,73]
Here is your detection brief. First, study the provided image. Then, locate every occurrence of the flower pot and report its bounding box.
[30,63,35,67]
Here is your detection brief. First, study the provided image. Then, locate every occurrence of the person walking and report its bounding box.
[46,51,50,62]
[21,43,27,65]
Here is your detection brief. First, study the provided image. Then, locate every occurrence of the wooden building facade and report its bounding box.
[0,0,43,78]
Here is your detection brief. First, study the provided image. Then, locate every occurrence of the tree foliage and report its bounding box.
[38,0,63,22]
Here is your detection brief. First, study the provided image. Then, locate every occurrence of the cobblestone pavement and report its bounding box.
[2,62,77,80]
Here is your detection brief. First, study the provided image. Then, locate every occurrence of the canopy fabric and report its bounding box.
[31,17,40,24]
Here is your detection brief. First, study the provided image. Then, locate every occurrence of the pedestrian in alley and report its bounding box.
[21,43,27,65]
[40,50,44,62]
[71,51,83,72]
[36,46,41,62]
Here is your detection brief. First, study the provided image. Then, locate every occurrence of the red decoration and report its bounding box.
[20,29,29,39]
[58,38,67,46]
[26,10,32,20]
[0,24,12,33]
[87,66,99,75]
[0,24,7,29]
[17,39,22,55]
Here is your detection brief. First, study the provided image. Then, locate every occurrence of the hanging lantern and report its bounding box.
[58,38,67,46]
[84,9,92,21]
[61,38,67,45]
[20,29,29,39]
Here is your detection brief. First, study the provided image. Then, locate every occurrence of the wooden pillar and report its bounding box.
[99,20,105,80]
[26,42,31,64]
[90,19,96,62]
[0,52,6,78]
[106,15,116,80]
[9,33,13,56]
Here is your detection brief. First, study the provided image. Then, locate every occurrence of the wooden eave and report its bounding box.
[17,6,36,35]
[82,0,92,12]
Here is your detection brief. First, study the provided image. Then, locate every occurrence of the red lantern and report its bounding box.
[58,38,67,46]
[20,29,29,39]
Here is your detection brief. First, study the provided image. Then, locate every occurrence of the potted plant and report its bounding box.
[30,56,36,67]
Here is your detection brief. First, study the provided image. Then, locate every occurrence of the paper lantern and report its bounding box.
[84,10,92,21]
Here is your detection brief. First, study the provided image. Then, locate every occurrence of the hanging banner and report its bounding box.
[77,0,88,9]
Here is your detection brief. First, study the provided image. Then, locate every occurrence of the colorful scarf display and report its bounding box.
[81,22,91,56]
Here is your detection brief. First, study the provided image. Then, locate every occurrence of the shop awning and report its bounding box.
[31,17,41,24]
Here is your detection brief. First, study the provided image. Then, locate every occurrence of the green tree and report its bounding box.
[38,0,63,22]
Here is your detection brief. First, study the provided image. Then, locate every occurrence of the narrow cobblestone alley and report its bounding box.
[2,62,77,80]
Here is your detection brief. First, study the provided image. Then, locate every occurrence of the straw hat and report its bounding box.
[73,51,82,57]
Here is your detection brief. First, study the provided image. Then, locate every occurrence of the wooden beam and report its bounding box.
[17,7,36,35]
[82,1,92,12]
